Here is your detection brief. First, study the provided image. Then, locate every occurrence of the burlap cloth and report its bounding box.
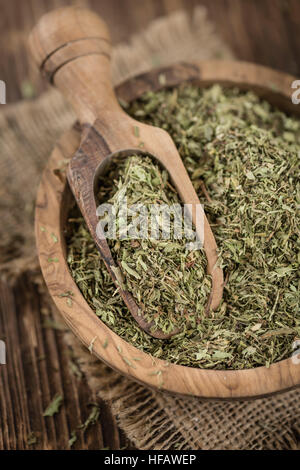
[1,7,299,450]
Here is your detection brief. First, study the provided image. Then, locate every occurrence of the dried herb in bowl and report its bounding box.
[67,84,300,370]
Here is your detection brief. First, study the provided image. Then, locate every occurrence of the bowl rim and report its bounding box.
[36,60,300,399]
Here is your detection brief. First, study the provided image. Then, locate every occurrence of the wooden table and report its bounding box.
[0,0,299,450]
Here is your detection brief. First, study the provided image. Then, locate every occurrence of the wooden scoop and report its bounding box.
[29,6,223,339]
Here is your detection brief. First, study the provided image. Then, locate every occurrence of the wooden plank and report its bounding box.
[0,275,131,449]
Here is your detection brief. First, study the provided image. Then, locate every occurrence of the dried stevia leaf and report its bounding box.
[66,84,300,370]
[43,394,63,417]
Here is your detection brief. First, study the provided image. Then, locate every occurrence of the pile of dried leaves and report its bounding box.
[67,84,299,369]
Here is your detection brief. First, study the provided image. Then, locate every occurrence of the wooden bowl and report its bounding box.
[36,61,300,399]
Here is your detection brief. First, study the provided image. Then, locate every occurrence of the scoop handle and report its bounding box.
[29,6,119,124]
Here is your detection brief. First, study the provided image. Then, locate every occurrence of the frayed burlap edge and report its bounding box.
[1,6,299,450]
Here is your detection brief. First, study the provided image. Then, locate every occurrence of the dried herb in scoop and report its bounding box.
[96,154,211,334]
[67,84,300,369]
